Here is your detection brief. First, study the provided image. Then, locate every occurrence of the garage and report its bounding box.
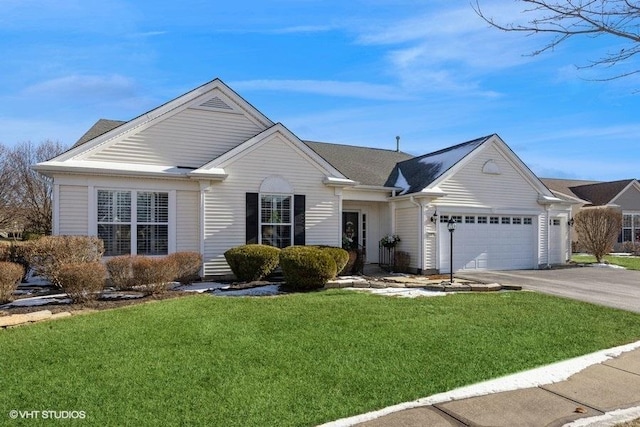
[438,214,537,273]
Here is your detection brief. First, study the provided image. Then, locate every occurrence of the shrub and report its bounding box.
[25,236,104,288]
[280,246,337,290]
[0,262,24,303]
[224,245,281,282]
[57,262,106,304]
[0,243,31,282]
[105,255,134,290]
[131,256,179,295]
[575,208,623,263]
[314,246,349,277]
[166,251,202,284]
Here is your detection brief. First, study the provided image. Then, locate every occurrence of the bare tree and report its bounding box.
[575,207,622,262]
[473,1,640,80]
[0,144,18,230]
[8,141,66,235]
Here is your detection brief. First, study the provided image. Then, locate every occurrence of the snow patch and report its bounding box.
[394,168,410,195]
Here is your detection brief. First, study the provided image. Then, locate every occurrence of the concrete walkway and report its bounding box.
[322,341,640,427]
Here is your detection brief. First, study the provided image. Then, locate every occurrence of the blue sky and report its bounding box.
[1,0,639,180]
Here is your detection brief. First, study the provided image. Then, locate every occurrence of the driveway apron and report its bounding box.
[457,267,640,313]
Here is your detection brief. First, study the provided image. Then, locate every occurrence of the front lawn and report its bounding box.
[3,291,640,426]
[572,254,640,270]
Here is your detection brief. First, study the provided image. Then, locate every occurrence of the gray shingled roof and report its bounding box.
[303,141,413,186]
[570,179,635,206]
[540,178,637,206]
[73,119,126,148]
[384,135,492,194]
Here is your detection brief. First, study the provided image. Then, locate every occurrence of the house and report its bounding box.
[542,178,640,250]
[34,78,574,276]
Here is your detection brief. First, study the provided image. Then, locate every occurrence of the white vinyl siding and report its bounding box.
[176,190,200,252]
[395,207,419,270]
[436,144,543,211]
[85,108,263,167]
[203,135,339,276]
[58,185,88,235]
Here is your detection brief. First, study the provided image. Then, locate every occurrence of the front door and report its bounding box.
[342,212,359,250]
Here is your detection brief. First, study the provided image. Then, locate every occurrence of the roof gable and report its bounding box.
[53,78,274,164]
[191,123,351,182]
[570,179,634,206]
[385,135,491,194]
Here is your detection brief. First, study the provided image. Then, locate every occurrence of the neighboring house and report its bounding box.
[542,178,640,250]
[34,78,574,276]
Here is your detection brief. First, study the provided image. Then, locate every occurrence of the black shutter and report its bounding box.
[246,193,259,244]
[294,194,305,246]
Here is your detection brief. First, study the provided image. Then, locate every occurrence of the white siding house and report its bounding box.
[35,78,574,277]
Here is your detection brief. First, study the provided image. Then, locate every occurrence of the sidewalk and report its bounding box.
[321,341,640,427]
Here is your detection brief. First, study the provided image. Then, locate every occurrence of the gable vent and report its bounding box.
[200,96,233,110]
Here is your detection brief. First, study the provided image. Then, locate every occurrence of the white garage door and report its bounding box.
[439,214,536,273]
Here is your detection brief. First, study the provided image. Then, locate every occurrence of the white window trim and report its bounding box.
[91,188,176,256]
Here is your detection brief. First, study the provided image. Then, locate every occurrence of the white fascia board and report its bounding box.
[187,168,228,181]
[392,188,448,201]
[323,176,358,187]
[33,161,192,180]
[537,194,564,205]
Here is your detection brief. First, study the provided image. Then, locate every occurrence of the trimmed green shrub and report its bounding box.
[0,262,24,303]
[25,236,104,288]
[57,262,106,304]
[105,255,134,290]
[314,246,349,277]
[280,246,337,290]
[224,244,281,282]
[131,256,178,295]
[166,251,202,284]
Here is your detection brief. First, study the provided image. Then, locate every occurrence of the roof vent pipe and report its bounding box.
[396,135,400,152]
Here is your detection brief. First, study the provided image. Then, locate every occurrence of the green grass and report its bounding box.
[572,254,640,270]
[2,291,640,426]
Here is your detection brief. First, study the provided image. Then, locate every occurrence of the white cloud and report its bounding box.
[231,79,412,101]
[24,74,138,99]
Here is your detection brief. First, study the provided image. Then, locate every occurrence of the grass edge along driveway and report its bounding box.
[3,290,640,426]
[572,254,640,270]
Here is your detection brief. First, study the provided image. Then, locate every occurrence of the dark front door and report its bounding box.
[342,212,359,250]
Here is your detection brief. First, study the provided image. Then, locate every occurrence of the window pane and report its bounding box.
[98,224,131,256]
[634,215,640,228]
[137,192,168,223]
[137,225,168,255]
[261,225,291,248]
[97,190,130,223]
[623,229,632,242]
[261,195,291,224]
[624,214,633,227]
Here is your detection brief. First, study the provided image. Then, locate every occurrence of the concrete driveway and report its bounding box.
[458,267,640,313]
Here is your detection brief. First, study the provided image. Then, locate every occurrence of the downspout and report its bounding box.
[409,196,424,274]
[546,206,551,269]
[199,181,208,277]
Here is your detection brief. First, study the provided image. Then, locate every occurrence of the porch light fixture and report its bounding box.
[568,218,575,227]
[447,217,456,285]
[430,210,438,223]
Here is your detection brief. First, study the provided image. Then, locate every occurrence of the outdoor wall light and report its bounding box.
[430,210,438,222]
[568,218,575,227]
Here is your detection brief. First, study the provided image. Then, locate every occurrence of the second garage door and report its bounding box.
[439,214,537,273]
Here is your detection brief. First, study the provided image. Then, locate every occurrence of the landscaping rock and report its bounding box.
[469,283,503,292]
[0,310,53,327]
